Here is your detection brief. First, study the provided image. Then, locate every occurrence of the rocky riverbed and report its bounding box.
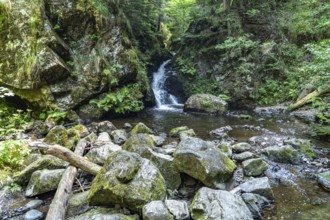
[0,109,329,220]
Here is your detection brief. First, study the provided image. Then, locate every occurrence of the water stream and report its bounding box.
[151,60,182,110]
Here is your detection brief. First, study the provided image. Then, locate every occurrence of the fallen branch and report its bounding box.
[287,88,330,112]
[29,141,101,175]
[46,140,87,220]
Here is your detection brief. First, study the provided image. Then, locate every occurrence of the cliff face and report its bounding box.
[0,0,163,118]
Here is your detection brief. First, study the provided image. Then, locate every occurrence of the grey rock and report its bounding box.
[85,143,122,165]
[262,145,301,165]
[239,177,274,200]
[149,134,166,147]
[317,171,330,191]
[122,134,155,158]
[179,129,196,140]
[82,132,97,144]
[242,193,270,220]
[170,126,189,137]
[24,209,43,220]
[165,200,190,220]
[174,137,236,188]
[111,129,128,145]
[68,207,139,220]
[88,151,166,212]
[190,187,253,220]
[231,142,252,153]
[20,200,43,212]
[184,94,227,114]
[143,201,174,220]
[25,169,65,197]
[67,191,91,217]
[242,158,268,177]
[232,152,256,162]
[216,143,233,158]
[94,132,112,146]
[97,121,117,135]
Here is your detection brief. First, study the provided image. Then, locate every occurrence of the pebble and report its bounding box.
[24,209,43,220]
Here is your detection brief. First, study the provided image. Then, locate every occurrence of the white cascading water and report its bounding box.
[151,60,181,110]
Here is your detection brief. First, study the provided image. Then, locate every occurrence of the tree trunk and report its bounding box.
[45,140,87,220]
[29,142,101,175]
[287,88,330,112]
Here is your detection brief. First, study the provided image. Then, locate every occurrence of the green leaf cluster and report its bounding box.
[0,140,29,170]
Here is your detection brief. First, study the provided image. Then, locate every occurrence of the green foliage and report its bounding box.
[90,84,144,114]
[46,109,67,124]
[0,140,29,170]
[4,182,22,192]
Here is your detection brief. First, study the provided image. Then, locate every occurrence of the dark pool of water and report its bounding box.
[109,108,330,219]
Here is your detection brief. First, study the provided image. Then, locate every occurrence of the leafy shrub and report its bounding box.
[0,140,29,170]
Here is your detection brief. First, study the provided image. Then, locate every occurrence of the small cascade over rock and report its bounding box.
[151,60,183,110]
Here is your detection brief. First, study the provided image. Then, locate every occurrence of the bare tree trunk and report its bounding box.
[29,142,101,175]
[45,140,88,220]
[287,88,330,112]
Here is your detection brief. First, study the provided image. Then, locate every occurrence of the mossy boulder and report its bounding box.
[67,191,91,218]
[284,138,315,159]
[111,129,128,145]
[97,121,117,135]
[169,126,190,137]
[67,125,89,138]
[190,187,253,220]
[231,142,252,153]
[179,129,196,140]
[130,122,154,135]
[122,134,155,158]
[14,155,67,185]
[44,126,71,149]
[262,145,301,165]
[88,151,166,213]
[174,137,236,188]
[184,94,227,114]
[242,158,268,177]
[25,169,65,197]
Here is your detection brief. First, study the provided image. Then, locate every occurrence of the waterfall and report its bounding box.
[151,60,182,110]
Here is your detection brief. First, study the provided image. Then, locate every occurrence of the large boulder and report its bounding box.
[25,169,65,197]
[122,134,155,158]
[44,126,70,149]
[142,201,174,220]
[239,177,274,200]
[262,145,301,165]
[130,122,154,135]
[174,137,236,188]
[184,94,227,114]
[88,151,166,212]
[85,143,122,165]
[190,187,253,220]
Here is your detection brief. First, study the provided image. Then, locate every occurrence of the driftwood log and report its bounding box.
[29,141,101,175]
[46,140,88,220]
[287,88,330,112]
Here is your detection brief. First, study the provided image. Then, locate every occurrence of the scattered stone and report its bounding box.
[170,126,189,137]
[88,151,166,212]
[216,143,233,158]
[165,200,190,220]
[130,122,154,135]
[149,150,181,190]
[254,106,287,115]
[82,132,97,144]
[242,158,268,177]
[85,143,122,165]
[317,171,330,191]
[239,177,274,200]
[23,120,49,136]
[24,209,43,220]
[111,129,128,145]
[262,145,301,165]
[20,200,43,212]
[122,134,155,158]
[284,138,315,159]
[232,142,252,153]
[174,137,236,188]
[25,169,65,197]
[97,121,117,135]
[184,94,227,114]
[209,126,233,140]
[190,187,253,220]
[67,124,89,137]
[123,123,133,130]
[242,193,270,220]
[22,154,43,167]
[149,134,166,147]
[67,191,91,218]
[44,125,70,149]
[233,152,256,162]
[14,155,67,185]
[94,132,112,146]
[143,201,174,220]
[68,207,139,220]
